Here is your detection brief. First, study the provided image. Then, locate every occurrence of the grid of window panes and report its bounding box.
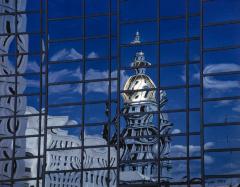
[0,0,239,187]
[0,0,45,186]
[202,0,240,186]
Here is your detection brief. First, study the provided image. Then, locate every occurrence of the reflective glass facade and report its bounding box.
[0,0,240,187]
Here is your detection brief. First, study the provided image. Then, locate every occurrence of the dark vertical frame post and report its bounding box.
[42,0,49,186]
[185,0,190,186]
[116,0,121,186]
[80,0,86,186]
[157,0,161,186]
[107,0,112,186]
[10,0,18,186]
[200,0,205,186]
[36,0,44,186]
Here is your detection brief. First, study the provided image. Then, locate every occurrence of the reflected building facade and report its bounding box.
[0,0,28,186]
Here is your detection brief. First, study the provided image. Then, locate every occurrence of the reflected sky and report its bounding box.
[1,0,239,186]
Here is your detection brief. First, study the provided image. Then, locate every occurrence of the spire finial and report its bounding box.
[131,30,141,44]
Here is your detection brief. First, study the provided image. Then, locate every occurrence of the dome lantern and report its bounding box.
[131,51,151,74]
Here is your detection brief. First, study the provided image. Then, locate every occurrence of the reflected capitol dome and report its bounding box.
[120,51,172,184]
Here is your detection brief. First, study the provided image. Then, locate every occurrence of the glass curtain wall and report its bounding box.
[0,0,239,187]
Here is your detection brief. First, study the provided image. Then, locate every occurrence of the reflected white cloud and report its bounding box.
[27,79,41,88]
[204,155,214,164]
[180,68,186,82]
[50,48,83,61]
[204,76,239,89]
[214,100,233,107]
[204,142,215,149]
[86,68,109,80]
[49,69,75,82]
[27,67,81,94]
[196,63,240,113]
[193,63,240,90]
[85,69,129,94]
[49,84,73,93]
[170,142,215,164]
[204,63,240,74]
[87,51,99,59]
[171,128,181,134]
[27,67,129,95]
[27,61,41,72]
[27,48,128,94]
